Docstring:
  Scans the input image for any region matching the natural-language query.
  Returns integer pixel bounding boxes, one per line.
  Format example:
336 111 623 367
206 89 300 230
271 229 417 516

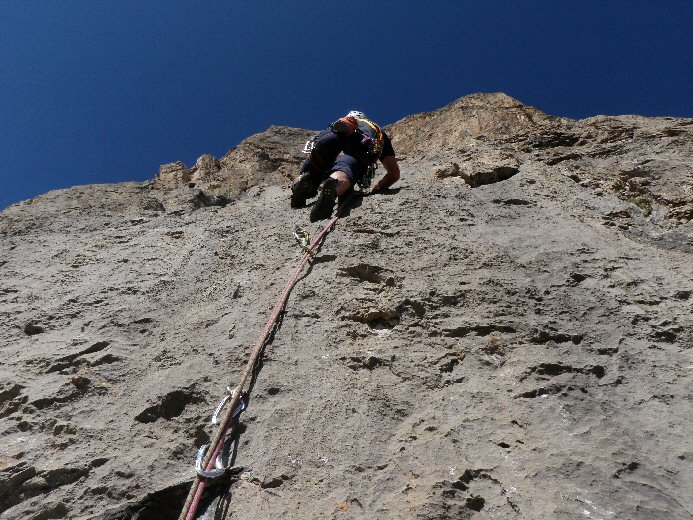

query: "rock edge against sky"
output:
1 93 691 519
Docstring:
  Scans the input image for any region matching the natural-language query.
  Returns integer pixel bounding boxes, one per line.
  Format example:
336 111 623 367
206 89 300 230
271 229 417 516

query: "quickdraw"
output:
302 135 318 155
292 226 314 256
194 393 246 479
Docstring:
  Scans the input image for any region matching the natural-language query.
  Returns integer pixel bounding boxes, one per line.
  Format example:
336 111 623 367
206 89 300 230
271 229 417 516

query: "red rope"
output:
179 201 349 520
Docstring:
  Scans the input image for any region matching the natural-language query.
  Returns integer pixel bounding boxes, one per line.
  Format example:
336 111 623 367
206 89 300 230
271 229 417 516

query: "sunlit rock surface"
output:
1 93 691 519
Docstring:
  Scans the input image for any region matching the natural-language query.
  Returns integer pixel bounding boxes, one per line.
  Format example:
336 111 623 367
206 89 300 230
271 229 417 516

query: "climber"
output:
291 110 400 222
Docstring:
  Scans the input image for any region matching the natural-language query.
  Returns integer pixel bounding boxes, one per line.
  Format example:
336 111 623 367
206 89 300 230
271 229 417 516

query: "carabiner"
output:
212 391 247 426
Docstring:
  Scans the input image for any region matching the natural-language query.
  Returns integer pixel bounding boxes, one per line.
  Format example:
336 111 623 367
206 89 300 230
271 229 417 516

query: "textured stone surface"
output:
0 93 691 519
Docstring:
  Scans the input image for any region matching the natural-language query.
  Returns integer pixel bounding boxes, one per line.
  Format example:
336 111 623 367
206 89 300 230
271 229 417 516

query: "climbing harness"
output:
355 117 384 160
304 133 377 191
178 198 352 520
303 116 381 192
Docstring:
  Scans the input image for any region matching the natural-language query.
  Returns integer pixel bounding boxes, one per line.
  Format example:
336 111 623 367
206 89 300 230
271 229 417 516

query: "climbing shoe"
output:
310 177 338 222
291 173 319 208
332 116 358 136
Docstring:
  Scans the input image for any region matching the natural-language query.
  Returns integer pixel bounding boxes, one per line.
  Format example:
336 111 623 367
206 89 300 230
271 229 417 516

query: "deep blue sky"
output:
1 2 691 210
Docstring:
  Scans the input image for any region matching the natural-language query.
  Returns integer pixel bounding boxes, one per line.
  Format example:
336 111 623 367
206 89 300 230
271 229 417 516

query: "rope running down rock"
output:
178 198 352 520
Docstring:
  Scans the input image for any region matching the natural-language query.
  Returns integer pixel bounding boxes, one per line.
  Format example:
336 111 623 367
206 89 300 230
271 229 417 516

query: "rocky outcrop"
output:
0 93 691 519
153 126 313 204
387 92 692 230
388 92 554 156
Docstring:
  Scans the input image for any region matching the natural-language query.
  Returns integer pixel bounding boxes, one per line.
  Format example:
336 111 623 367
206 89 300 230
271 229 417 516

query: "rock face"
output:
153 125 313 200
0 93 691 520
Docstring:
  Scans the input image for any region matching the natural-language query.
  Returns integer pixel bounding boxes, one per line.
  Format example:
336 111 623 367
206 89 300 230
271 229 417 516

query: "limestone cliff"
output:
1 93 691 519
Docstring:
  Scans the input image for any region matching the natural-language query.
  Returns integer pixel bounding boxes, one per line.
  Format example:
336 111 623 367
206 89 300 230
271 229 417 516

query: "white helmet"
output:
347 110 366 119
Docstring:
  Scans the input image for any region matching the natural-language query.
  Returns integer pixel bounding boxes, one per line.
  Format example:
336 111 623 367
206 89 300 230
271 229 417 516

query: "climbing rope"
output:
178 198 351 520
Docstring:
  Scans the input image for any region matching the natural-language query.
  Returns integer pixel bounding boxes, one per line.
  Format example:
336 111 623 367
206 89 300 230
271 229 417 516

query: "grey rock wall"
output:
0 93 691 519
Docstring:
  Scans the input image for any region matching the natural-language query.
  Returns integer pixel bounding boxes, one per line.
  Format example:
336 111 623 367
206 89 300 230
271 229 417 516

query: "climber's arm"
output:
372 155 400 193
